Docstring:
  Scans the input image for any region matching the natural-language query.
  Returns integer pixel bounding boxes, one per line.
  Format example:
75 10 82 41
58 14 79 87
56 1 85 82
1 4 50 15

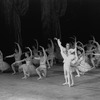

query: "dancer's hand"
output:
54 37 58 40
14 42 18 44
39 46 43 49
4 56 8 59
57 39 61 44
25 47 29 49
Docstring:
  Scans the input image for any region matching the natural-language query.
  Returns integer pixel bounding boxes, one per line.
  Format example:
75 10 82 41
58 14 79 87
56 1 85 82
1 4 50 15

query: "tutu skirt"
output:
77 60 92 72
0 61 10 72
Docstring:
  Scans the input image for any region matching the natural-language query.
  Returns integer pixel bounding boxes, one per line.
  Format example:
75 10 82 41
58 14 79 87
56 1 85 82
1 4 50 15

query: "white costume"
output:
19 59 36 79
77 56 92 73
0 59 10 72
0 51 10 72
56 38 76 87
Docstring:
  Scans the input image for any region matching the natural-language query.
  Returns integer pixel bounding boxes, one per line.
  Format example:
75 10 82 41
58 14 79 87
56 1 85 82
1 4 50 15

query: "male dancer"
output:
55 38 77 87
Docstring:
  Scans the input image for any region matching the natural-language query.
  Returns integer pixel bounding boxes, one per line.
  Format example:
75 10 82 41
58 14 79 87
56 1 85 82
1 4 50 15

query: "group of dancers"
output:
0 36 100 87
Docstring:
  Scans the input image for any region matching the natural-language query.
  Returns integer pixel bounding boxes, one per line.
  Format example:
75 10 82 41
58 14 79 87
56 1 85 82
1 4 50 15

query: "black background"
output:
0 0 100 56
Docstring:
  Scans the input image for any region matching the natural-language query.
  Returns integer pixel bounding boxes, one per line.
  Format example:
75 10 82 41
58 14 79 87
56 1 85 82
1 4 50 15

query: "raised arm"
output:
0 50 3 57
26 47 33 58
40 46 47 59
74 37 78 58
54 38 66 59
15 42 22 55
34 39 39 51
91 36 100 51
48 38 54 52
54 38 65 51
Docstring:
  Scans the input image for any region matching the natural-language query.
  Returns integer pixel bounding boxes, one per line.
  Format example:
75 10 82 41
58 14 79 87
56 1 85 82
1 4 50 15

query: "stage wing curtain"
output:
13 0 29 47
2 0 29 47
41 0 67 38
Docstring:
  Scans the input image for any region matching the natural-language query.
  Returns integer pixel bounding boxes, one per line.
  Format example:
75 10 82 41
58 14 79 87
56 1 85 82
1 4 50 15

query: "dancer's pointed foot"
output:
12 72 16 75
62 82 68 86
75 75 80 77
37 77 42 80
22 76 27 79
70 83 74 87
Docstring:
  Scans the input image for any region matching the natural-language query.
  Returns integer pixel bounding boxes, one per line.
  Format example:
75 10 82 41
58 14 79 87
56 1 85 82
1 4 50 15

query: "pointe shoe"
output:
37 77 42 80
12 72 16 75
22 76 27 79
62 82 68 85
42 73 46 77
70 83 74 87
75 75 80 77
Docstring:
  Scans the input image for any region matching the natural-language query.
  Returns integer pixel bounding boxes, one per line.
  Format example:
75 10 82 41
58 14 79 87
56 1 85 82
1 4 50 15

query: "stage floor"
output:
0 65 100 100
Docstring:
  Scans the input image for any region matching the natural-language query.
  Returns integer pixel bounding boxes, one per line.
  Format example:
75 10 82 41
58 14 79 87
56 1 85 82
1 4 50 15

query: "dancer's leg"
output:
50 58 53 67
67 72 71 87
62 69 68 85
75 69 80 77
36 67 42 80
11 63 16 75
42 68 47 77
70 72 74 86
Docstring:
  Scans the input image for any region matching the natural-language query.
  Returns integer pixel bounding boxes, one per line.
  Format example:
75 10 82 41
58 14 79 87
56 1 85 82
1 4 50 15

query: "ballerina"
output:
5 42 22 74
0 50 10 72
46 38 55 68
16 47 36 79
34 46 48 80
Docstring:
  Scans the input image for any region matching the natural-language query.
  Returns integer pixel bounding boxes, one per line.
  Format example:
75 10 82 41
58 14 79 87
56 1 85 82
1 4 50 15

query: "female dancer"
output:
46 38 55 68
0 50 10 72
16 47 36 79
34 46 48 80
5 42 22 74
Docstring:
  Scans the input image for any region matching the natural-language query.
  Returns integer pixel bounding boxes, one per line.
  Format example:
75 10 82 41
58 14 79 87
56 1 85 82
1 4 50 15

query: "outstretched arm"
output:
5 54 15 58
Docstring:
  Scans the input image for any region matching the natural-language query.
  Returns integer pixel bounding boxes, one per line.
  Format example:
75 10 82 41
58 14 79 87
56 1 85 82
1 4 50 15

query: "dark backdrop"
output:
0 0 100 56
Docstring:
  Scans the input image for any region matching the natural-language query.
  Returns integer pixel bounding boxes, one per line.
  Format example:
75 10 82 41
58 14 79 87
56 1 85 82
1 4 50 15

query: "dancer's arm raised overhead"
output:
40 46 47 60
0 50 3 57
34 39 39 51
15 58 26 64
54 38 65 50
48 38 54 52
54 38 66 59
15 42 22 56
26 47 33 58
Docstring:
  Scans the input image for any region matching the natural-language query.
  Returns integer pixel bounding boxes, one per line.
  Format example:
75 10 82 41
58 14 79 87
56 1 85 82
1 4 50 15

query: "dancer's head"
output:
39 51 43 57
47 44 51 48
25 52 29 58
66 43 70 50
15 49 18 53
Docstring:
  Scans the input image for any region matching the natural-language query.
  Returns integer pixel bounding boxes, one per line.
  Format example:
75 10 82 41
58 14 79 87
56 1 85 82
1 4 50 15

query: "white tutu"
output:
32 58 40 65
47 54 55 60
0 61 10 72
77 60 92 72
19 64 37 75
